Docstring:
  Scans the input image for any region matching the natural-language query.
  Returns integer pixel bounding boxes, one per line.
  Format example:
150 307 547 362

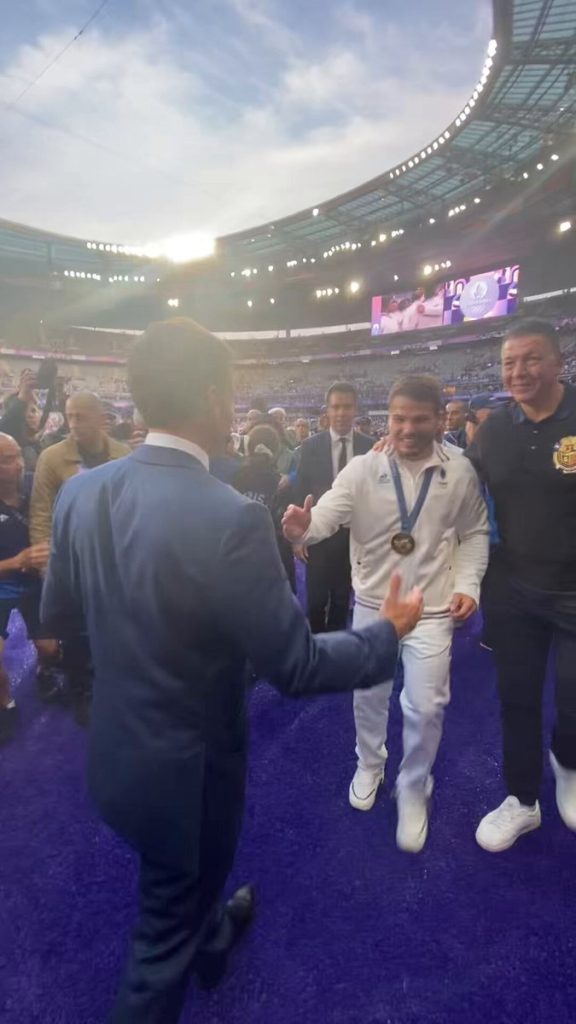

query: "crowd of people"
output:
1 315 576 1024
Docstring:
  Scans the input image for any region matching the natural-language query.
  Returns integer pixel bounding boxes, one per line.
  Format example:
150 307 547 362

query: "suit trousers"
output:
107 761 246 1024
485 566 576 806
352 604 453 794
306 529 352 633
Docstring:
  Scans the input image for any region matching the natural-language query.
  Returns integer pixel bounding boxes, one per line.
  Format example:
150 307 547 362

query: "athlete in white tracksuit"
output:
284 377 489 851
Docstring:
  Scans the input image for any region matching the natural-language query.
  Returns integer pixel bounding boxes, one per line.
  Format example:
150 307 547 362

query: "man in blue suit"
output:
41 319 423 1024
295 383 373 632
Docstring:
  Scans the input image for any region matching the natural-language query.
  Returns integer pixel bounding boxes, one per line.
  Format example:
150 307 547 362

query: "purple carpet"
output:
1 609 575 1024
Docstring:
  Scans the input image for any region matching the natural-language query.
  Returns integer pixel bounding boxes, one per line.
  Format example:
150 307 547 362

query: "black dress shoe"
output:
194 885 256 991
37 668 65 704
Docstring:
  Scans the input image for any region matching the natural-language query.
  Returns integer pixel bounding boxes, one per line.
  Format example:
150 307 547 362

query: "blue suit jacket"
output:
41 445 398 872
295 430 373 505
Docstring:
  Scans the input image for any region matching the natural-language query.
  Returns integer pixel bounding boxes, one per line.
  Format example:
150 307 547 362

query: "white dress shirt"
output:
303 442 488 614
330 428 354 479
145 431 209 471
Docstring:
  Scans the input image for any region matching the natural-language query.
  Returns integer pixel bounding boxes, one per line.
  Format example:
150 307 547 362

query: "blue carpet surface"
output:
1 611 575 1024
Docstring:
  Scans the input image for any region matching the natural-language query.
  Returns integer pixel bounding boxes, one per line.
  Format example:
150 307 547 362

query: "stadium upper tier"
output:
0 0 574 276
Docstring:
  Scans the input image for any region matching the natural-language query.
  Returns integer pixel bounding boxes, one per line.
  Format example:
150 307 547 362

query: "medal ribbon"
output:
389 459 435 536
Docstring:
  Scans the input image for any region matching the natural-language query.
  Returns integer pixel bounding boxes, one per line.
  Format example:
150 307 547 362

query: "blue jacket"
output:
41 445 398 872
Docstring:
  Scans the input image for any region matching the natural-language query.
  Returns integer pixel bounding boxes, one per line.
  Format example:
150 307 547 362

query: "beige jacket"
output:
30 435 130 544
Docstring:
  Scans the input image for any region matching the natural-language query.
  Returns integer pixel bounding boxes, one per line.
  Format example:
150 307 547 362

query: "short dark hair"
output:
504 318 562 358
325 382 358 404
128 318 231 429
388 374 444 413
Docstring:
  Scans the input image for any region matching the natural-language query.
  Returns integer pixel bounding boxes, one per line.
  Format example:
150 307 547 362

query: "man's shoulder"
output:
353 431 374 454
302 431 328 449
298 431 328 461
36 436 75 466
108 438 131 458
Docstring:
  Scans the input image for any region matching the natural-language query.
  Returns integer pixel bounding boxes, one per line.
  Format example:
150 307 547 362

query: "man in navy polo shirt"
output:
467 319 576 851
0 433 58 744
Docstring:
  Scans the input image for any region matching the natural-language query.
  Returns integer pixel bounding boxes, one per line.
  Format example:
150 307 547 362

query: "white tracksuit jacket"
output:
303 444 489 614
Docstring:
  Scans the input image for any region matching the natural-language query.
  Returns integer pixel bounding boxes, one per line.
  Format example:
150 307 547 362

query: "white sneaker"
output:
349 766 384 811
476 796 541 852
550 752 576 831
396 778 434 853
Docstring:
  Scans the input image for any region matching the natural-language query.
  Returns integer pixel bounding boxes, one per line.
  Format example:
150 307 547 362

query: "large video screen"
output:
371 285 444 337
370 265 520 337
442 265 519 325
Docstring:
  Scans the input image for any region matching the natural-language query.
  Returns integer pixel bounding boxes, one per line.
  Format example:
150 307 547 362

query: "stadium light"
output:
268 264 274 271
247 299 253 307
429 217 436 224
559 221 572 233
230 271 235 277
312 208 319 217
551 153 559 161
349 280 361 294
393 275 399 282
523 172 529 179
270 298 275 304
536 163 544 171
423 265 433 276
167 298 180 307
146 234 215 263
487 39 497 56
474 197 481 204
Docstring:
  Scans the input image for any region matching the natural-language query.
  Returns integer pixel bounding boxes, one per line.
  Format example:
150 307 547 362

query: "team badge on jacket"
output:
553 436 576 473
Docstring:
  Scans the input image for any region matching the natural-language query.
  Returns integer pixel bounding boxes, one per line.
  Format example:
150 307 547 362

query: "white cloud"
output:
0 3 490 243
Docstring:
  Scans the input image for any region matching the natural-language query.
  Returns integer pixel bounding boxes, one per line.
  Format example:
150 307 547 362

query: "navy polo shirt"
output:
466 385 576 591
0 475 34 599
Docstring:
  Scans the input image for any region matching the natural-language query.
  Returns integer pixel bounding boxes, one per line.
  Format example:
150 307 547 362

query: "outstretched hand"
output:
380 572 424 639
282 495 314 543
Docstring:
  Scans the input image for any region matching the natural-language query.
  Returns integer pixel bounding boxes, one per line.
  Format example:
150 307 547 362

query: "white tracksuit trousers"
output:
352 602 454 794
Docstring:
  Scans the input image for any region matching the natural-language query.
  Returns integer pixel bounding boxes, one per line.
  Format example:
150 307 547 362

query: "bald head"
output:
0 432 24 491
66 392 106 449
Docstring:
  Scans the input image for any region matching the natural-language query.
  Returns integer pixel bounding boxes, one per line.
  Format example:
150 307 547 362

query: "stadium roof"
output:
220 0 576 261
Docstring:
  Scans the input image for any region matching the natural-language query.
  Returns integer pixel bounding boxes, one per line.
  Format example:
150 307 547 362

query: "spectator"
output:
0 434 59 744
233 425 295 591
294 418 310 444
0 371 46 471
444 401 467 449
30 392 129 545
31 392 129 723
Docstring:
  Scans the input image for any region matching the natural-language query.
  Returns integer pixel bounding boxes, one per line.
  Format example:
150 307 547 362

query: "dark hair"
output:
246 424 280 460
388 374 444 413
504 318 562 358
128 318 231 428
325 382 358 404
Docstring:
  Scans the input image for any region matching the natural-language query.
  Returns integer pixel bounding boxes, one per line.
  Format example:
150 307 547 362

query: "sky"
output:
0 0 492 245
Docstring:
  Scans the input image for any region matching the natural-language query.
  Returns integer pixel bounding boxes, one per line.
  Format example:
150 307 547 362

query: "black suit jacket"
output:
295 430 373 506
41 444 398 874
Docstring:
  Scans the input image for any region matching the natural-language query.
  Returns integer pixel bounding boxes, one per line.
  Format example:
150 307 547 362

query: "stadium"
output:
0 0 575 420
2 1 576 1023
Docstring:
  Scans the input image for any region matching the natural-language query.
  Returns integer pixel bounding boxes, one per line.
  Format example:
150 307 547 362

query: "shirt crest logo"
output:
553 436 576 473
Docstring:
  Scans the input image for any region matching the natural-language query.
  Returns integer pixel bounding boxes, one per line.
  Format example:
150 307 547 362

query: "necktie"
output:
338 437 348 474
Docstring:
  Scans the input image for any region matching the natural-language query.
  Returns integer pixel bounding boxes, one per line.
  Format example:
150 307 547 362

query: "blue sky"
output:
0 0 492 244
